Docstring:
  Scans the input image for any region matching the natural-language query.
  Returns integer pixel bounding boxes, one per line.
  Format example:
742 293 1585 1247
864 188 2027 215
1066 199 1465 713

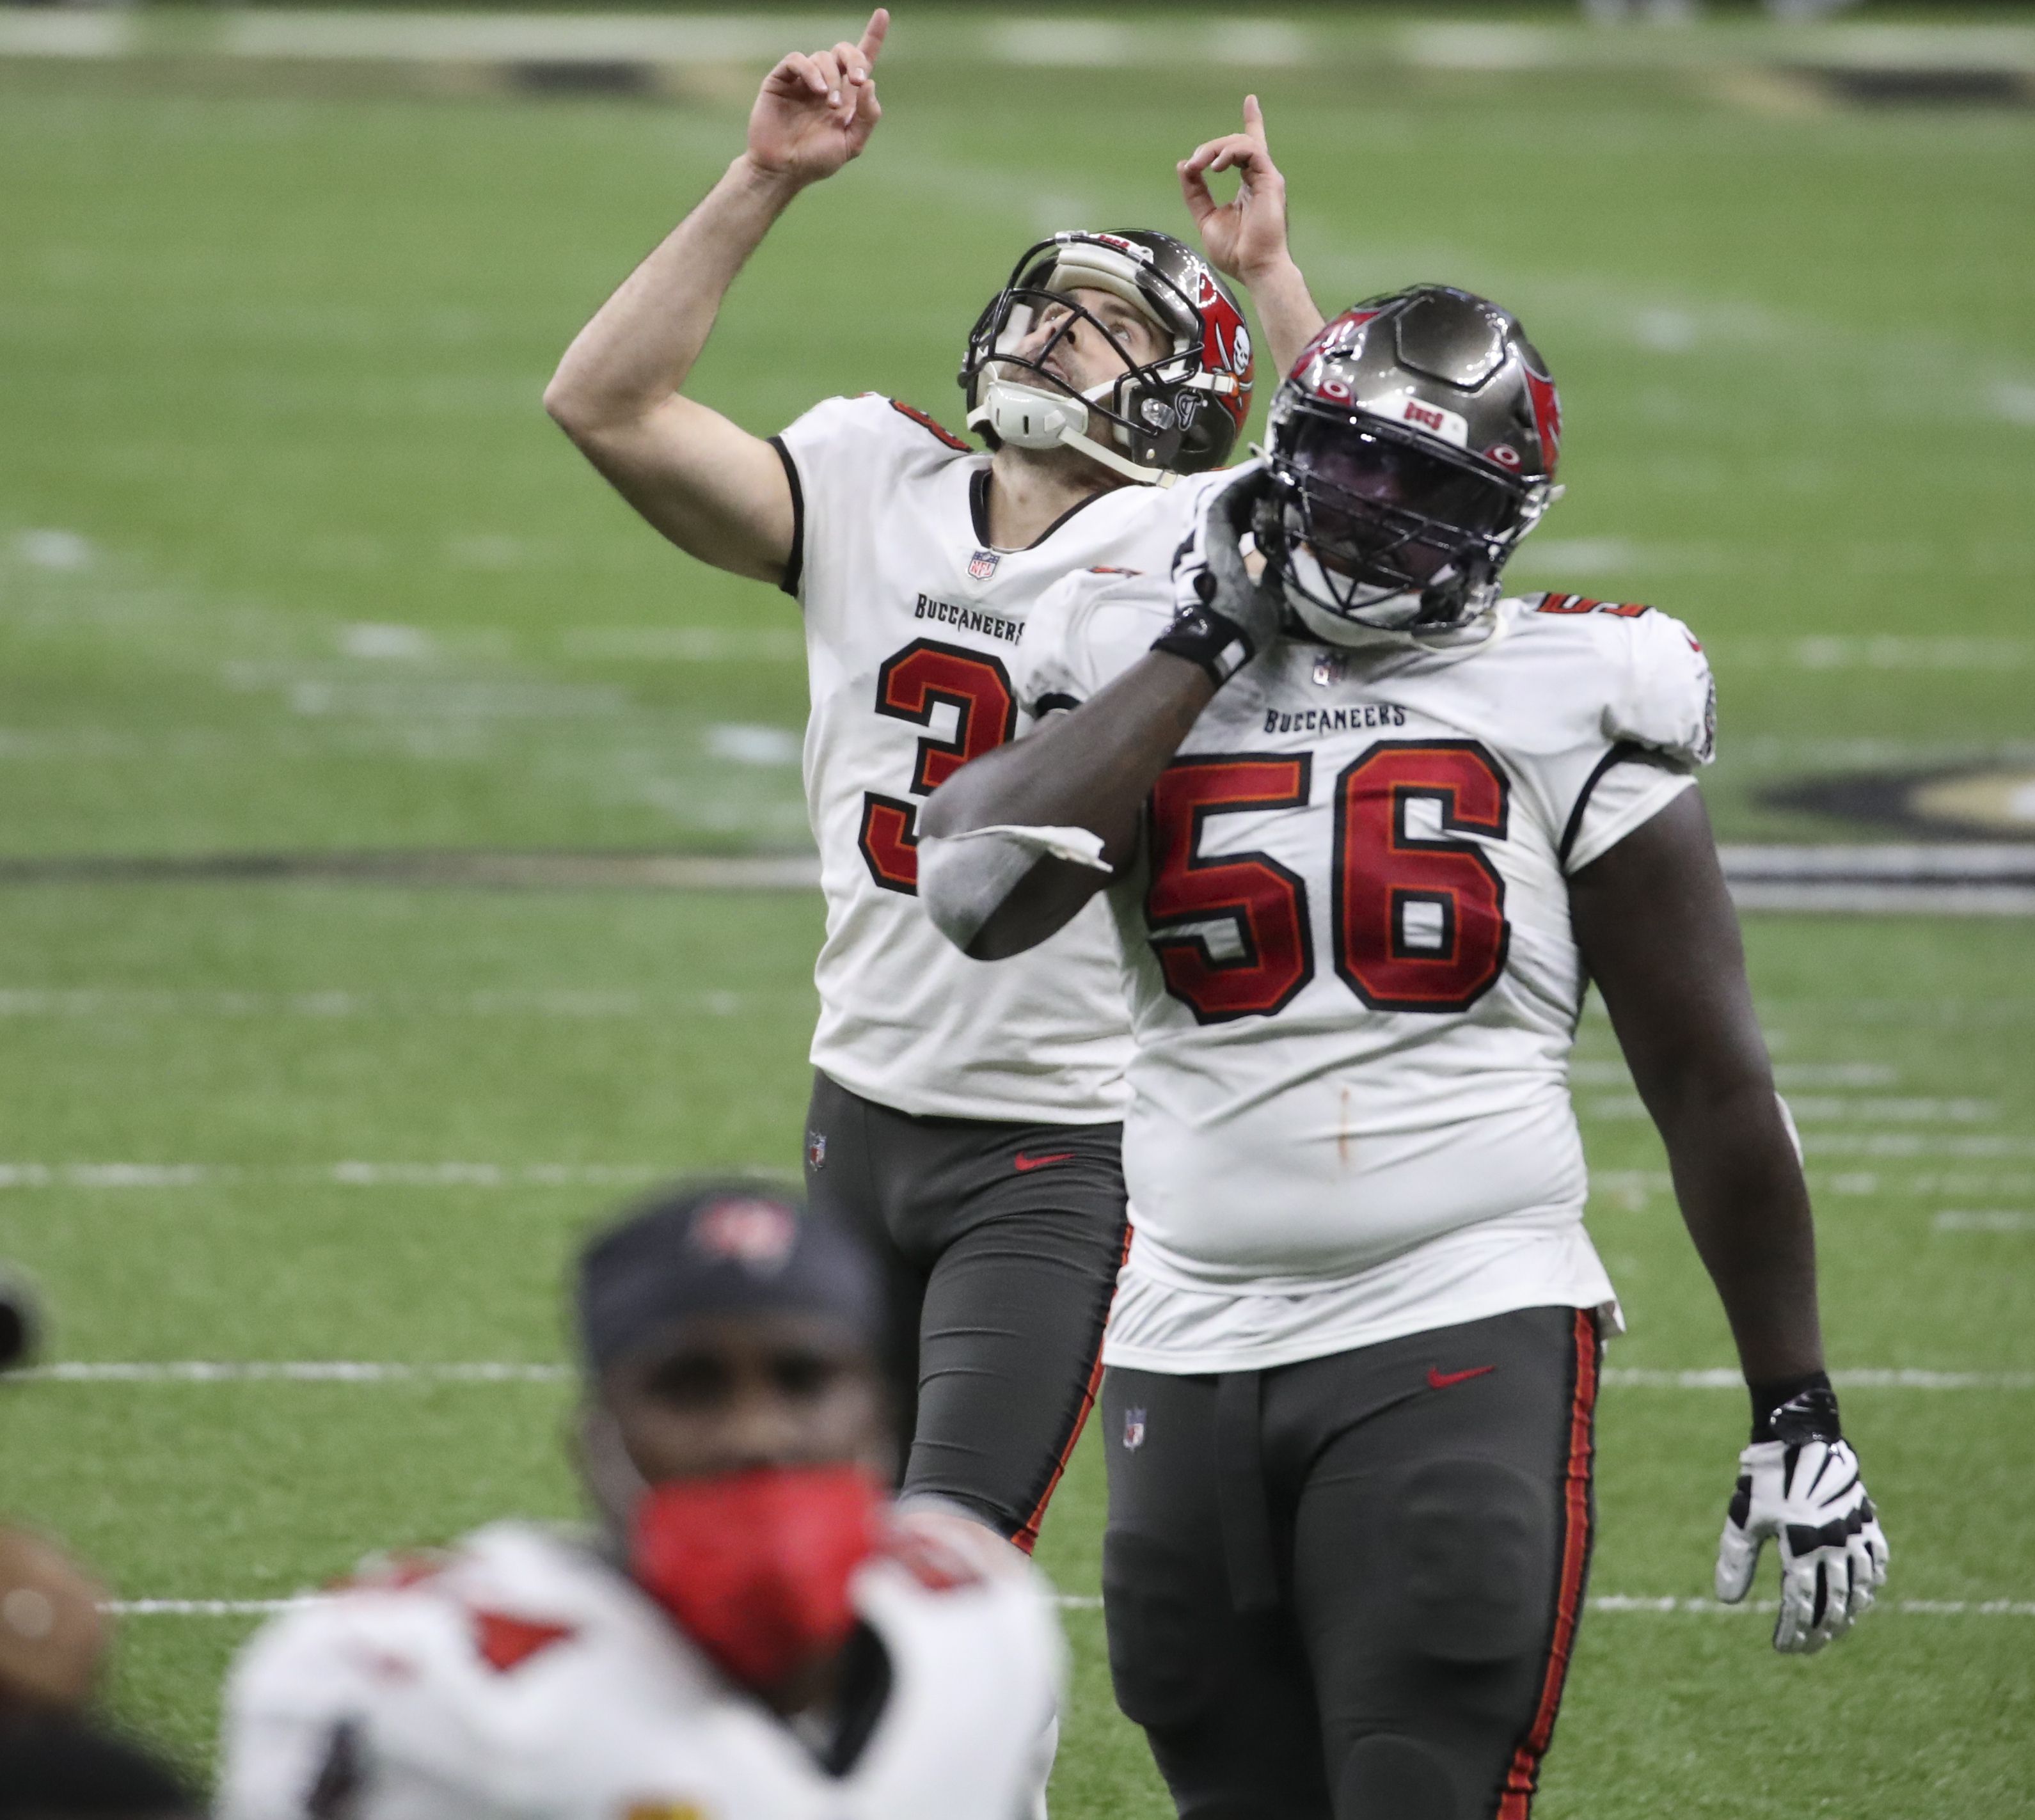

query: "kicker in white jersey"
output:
1013 571 1716 1373
219 1521 1063 1820
773 393 1226 1123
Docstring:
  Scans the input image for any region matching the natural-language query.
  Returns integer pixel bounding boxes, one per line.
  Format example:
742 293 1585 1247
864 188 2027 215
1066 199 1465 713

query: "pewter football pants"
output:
802 1070 1128 1549
1102 1306 1601 1820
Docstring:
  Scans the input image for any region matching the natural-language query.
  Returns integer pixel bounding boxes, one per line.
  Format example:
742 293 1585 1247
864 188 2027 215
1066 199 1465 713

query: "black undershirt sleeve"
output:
768 434 806 600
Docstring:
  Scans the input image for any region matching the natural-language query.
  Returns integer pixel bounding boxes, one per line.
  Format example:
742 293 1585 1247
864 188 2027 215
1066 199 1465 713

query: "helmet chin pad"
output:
977 377 1089 451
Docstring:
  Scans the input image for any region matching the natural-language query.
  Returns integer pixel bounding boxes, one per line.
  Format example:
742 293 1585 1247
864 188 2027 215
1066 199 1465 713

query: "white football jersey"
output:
774 393 1222 1123
219 1521 1063 1820
1017 578 1716 1373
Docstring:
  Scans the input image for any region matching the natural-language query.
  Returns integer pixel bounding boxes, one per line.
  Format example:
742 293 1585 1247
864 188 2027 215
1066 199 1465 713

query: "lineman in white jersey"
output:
919 292 1887 1819
543 6 1324 1551
220 1182 1063 1820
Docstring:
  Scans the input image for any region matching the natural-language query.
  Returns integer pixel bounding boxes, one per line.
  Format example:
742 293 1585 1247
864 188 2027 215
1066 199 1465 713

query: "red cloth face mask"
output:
630 1464 885 1693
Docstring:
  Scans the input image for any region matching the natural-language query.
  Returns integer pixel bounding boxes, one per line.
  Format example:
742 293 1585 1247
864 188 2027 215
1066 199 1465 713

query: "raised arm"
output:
542 10 889 584
1180 97 1324 379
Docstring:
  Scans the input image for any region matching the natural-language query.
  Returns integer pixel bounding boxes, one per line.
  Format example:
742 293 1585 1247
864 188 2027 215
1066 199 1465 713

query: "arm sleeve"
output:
1562 609 1716 875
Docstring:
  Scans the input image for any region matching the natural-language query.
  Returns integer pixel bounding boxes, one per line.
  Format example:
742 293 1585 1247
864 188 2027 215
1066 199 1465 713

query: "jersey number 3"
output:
1146 741 1510 1023
859 640 1018 894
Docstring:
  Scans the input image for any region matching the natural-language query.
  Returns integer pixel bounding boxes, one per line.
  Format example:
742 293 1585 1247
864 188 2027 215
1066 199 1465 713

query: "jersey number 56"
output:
1145 741 1511 1023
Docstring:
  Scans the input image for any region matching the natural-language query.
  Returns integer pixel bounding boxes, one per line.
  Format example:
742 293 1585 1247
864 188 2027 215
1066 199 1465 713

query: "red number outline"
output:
1144 755 1315 1024
1331 740 1510 1013
857 640 1017 896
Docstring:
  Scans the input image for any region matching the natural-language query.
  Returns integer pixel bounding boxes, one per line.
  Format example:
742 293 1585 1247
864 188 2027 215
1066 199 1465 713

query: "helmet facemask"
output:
1263 403 1549 635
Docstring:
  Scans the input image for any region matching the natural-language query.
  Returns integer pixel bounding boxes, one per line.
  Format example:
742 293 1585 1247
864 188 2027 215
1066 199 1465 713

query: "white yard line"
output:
0 1162 798 1189
21 1362 569 1384
1604 1368 2035 1389
99 1592 2035 1618
1935 1210 2035 1233
20 1363 2029 1388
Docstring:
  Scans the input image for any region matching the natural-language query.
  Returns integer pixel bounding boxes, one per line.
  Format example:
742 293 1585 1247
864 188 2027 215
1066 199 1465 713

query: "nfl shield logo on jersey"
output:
1123 1407 1146 1451
968 548 1000 581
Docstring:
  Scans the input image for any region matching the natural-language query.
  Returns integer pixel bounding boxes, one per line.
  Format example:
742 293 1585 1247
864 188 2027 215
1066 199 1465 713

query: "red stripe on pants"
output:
1496 1308 1599 1819
1012 1224 1132 1554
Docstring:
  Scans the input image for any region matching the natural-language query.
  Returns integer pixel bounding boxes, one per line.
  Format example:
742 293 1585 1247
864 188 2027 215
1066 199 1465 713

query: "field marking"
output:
0 1162 676 1189
559 626 804 663
5 12 2032 74
1596 1169 2035 1207
21 1363 2030 1389
100 1593 2035 1619
1935 1210 2034 1233
1804 1136 2035 1159
1588 1094 1995 1124
1604 1368 2035 1389
0 988 785 1018
21 1362 569 1384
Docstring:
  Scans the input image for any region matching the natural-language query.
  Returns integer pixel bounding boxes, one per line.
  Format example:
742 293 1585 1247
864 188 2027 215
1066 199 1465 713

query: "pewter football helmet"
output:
1260 287 1562 635
960 231 1255 485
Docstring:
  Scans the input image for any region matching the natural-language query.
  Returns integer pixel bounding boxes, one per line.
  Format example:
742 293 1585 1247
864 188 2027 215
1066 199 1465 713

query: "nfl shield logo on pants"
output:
968 548 1000 581
1123 1408 1146 1451
805 1131 827 1171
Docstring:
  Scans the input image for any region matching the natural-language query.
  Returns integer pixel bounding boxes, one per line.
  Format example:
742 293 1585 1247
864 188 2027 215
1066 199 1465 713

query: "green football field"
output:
1 8 2032 1814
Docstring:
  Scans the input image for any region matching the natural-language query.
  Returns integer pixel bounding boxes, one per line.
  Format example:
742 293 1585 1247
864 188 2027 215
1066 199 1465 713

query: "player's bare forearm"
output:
920 653 1216 957
546 157 802 441
1245 257 1325 381
542 159 805 580
544 13 887 582
1569 787 1826 1385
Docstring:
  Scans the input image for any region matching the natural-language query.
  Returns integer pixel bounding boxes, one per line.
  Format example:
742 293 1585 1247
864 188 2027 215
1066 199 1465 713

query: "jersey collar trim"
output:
969 466 1121 555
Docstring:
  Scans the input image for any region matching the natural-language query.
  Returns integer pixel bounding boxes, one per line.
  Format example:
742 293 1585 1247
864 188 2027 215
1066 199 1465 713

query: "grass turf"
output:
1 12 2032 1815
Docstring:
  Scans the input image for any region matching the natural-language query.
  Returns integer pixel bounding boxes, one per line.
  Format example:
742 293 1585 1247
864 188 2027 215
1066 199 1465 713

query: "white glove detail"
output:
1714 1436 1889 1654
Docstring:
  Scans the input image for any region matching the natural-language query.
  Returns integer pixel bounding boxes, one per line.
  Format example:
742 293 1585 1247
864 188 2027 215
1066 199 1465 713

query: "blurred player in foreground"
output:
919 292 1887 1818
219 1182 1061 1820
0 1525 200 1819
544 5 1318 1562
0 1269 40 1373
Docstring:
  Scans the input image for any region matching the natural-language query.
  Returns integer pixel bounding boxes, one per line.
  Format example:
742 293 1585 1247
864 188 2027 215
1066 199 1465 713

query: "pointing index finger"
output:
1244 93 1268 145
859 7 891 67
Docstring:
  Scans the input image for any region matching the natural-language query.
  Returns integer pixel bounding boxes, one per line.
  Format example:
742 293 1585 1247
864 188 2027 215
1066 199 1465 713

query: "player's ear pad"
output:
1336 1732 1460 1820
1391 1456 1555 1665
1100 1530 1220 1729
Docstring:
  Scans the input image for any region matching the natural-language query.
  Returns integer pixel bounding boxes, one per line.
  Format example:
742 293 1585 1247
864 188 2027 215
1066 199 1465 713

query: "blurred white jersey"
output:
220 1521 1063 1820
1018 580 1716 1372
774 394 1221 1122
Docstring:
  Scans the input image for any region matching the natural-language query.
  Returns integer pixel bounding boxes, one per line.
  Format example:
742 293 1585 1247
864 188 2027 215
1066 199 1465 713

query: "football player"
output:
916 291 1889 1819
542 6 1323 1560
218 1182 1063 1820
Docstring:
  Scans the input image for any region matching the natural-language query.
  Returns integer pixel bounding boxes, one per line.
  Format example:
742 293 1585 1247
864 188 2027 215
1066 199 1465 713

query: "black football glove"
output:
1151 462 1285 686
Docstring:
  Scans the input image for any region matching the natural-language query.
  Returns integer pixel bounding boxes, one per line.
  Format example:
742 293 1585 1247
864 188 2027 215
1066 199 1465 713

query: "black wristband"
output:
1748 1370 1841 1444
1151 598 1254 688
